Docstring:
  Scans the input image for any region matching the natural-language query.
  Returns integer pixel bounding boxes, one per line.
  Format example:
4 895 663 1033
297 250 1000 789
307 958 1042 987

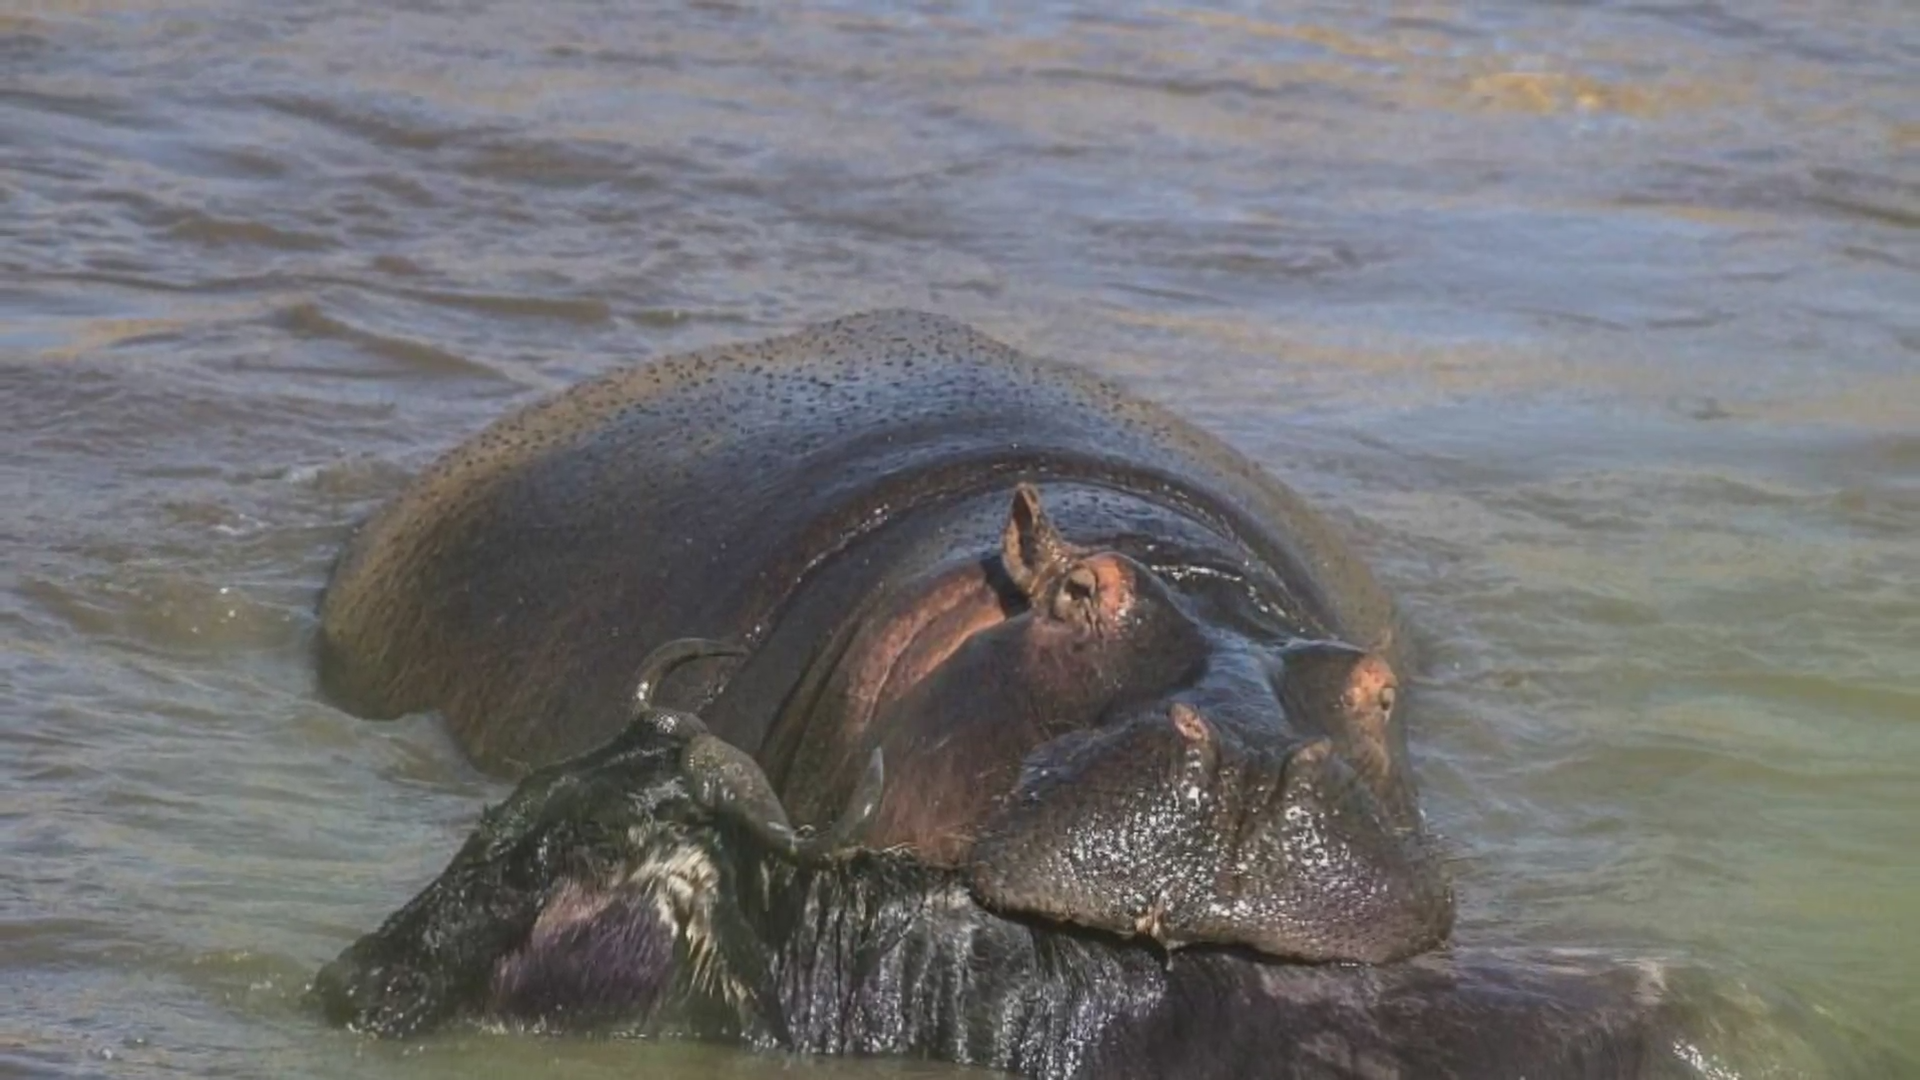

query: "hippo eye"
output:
1378 685 1396 716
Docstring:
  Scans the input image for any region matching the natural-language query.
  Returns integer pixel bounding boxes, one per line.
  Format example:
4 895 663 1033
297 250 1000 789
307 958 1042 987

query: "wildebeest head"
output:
308 640 854 1039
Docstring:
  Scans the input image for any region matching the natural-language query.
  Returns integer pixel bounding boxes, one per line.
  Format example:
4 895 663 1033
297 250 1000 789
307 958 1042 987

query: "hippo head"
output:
824 484 1453 964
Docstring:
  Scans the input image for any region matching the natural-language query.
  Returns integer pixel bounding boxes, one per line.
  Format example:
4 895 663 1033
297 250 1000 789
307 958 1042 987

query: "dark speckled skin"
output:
317 310 1450 962
319 309 1397 773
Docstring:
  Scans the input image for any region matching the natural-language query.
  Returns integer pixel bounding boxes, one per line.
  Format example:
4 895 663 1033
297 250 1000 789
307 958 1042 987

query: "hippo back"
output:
317 310 1397 773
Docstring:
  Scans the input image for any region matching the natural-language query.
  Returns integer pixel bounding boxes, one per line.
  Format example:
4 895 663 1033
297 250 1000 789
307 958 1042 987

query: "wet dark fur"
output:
313 715 1714 1079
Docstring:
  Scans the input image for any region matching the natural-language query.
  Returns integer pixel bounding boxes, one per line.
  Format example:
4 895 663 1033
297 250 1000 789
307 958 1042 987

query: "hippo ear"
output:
682 735 799 855
1001 483 1074 598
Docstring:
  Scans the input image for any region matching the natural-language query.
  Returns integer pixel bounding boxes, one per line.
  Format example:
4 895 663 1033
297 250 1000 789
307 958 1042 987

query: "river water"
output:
4 0 1915 1076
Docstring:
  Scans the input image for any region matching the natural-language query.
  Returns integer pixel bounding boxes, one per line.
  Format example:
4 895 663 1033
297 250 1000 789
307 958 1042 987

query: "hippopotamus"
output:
309 658 1819 1079
315 310 1451 963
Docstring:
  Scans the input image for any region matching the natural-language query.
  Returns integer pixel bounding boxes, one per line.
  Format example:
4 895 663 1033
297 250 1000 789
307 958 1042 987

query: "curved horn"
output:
633 637 748 712
795 748 885 863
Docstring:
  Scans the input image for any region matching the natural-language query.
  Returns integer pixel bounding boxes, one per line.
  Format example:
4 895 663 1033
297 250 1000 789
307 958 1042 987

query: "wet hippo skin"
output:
316 310 1451 962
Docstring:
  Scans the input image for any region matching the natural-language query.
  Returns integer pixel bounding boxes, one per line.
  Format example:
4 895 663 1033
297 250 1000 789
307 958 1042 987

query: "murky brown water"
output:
5 0 1916 1076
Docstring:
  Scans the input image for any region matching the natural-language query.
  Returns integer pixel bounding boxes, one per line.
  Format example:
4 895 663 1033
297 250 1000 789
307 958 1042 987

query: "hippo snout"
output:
968 703 1455 964
1209 736 1455 963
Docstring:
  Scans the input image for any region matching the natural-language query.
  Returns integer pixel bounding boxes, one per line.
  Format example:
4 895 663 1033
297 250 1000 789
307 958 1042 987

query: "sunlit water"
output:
4 1 1915 1076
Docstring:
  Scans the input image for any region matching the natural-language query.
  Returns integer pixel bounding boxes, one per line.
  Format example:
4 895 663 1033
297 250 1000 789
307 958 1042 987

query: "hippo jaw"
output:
967 703 1456 964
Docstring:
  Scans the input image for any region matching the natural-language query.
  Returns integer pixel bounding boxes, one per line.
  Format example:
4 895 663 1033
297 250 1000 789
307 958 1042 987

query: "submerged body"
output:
317 310 1449 961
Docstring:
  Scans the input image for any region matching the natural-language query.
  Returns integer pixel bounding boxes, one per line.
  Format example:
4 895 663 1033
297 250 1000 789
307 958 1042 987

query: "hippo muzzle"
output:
969 700 1456 964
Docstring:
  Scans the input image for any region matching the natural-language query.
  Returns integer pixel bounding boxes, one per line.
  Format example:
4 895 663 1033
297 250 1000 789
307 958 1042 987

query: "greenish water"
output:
4 0 1915 1076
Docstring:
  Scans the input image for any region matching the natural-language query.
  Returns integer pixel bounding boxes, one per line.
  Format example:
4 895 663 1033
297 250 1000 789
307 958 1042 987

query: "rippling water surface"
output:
5 0 1916 1076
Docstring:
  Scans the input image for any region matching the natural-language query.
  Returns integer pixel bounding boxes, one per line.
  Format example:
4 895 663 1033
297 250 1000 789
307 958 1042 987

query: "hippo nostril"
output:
1168 703 1210 746
1286 737 1334 777
1167 704 1220 795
